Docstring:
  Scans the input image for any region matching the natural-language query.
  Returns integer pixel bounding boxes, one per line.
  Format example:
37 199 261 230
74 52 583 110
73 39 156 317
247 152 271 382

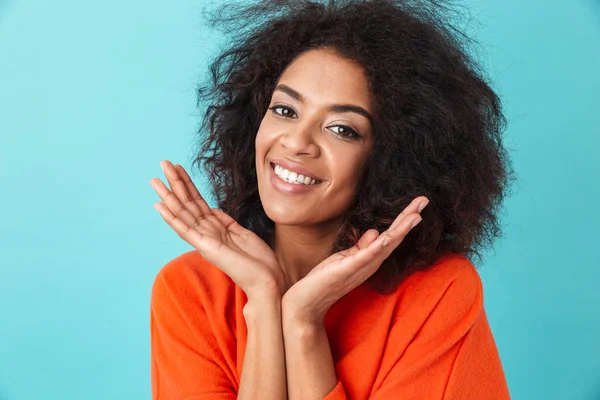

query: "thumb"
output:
211 208 247 235
357 229 380 249
339 229 379 257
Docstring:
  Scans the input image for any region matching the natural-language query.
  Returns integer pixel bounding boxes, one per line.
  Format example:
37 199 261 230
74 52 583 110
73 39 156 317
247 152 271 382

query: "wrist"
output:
282 316 327 354
282 305 324 334
243 296 282 322
282 297 325 327
246 278 285 305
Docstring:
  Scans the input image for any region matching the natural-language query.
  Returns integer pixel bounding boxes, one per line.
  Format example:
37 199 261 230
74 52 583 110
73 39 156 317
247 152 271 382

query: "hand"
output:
281 196 429 324
150 160 286 302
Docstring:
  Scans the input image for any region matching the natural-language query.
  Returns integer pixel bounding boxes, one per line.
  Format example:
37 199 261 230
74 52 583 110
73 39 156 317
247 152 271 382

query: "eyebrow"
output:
274 84 374 125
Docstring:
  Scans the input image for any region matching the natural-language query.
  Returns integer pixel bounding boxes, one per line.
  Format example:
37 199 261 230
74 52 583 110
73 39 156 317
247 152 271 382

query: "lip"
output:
269 158 323 181
268 162 323 195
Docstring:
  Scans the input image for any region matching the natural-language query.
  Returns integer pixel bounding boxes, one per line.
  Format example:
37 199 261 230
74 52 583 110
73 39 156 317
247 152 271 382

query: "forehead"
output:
275 48 374 113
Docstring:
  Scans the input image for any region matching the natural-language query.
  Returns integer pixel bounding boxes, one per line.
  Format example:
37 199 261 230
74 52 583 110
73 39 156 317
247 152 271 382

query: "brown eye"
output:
329 125 361 140
269 105 361 140
269 105 296 118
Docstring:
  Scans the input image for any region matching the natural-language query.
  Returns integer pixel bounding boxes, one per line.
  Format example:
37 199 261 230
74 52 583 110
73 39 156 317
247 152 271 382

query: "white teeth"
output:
273 164 320 185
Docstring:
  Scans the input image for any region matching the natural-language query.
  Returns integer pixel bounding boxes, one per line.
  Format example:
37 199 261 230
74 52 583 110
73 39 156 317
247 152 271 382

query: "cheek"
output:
333 176 360 204
332 152 365 184
254 125 270 162
255 118 277 148
327 157 364 203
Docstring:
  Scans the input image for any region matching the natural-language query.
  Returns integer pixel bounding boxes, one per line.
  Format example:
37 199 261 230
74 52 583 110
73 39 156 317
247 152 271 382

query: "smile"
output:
272 162 321 185
269 162 323 195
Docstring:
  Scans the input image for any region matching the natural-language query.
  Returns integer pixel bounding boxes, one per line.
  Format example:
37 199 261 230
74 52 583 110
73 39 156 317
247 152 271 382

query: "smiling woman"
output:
148 0 516 399
255 48 378 283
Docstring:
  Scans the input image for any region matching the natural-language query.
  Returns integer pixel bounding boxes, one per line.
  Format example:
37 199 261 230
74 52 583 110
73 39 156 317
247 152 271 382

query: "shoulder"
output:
391 252 484 331
402 252 483 300
150 250 236 315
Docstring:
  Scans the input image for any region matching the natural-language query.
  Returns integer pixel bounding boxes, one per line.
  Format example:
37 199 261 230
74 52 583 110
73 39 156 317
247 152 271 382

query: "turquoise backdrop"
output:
0 0 598 399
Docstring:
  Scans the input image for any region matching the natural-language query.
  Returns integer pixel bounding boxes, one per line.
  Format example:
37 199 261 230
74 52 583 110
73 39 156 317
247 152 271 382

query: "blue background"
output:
0 0 598 399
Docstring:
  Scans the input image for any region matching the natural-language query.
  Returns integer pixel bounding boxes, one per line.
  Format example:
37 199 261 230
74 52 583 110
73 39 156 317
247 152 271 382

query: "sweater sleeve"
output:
371 265 510 400
366 310 510 399
324 263 510 400
150 266 237 400
322 380 348 399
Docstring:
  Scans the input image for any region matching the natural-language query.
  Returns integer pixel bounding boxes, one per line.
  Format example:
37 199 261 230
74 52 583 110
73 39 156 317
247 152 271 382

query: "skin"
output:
256 47 377 290
149 47 429 399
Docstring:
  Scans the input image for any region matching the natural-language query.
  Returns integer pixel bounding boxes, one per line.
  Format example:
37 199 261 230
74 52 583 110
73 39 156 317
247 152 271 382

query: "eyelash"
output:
268 105 361 140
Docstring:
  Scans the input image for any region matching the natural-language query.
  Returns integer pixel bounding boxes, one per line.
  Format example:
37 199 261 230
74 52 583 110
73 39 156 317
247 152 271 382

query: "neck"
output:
270 220 342 290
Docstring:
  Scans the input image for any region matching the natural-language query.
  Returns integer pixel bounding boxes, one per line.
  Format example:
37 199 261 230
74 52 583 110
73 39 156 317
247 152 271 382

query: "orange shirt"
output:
150 250 510 399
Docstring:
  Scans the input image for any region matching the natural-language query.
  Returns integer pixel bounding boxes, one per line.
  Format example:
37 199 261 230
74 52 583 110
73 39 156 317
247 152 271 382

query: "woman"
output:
149 0 515 399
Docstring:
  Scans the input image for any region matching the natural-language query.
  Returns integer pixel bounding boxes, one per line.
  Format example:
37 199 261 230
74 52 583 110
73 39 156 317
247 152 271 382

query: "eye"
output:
269 105 297 118
328 125 361 140
268 105 362 140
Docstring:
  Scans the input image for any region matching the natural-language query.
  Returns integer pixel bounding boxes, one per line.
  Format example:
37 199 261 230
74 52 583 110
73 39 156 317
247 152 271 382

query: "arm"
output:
238 298 287 400
149 161 290 399
277 197 429 400
440 307 511 399
151 269 238 400
280 262 510 400
151 267 288 400
364 266 509 399
281 312 342 400
368 306 510 399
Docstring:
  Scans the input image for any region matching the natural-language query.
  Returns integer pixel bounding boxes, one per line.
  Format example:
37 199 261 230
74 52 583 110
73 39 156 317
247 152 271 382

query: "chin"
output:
263 207 309 226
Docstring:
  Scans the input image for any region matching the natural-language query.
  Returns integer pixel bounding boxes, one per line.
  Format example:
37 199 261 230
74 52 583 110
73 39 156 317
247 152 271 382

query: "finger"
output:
149 177 200 228
160 161 204 219
327 217 422 290
356 229 379 249
153 202 243 278
337 229 379 257
389 196 428 231
153 202 207 248
332 222 414 278
330 236 390 278
373 214 422 251
173 164 214 217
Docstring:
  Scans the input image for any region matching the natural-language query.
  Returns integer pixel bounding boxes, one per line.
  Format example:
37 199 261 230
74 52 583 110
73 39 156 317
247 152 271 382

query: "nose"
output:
279 123 320 157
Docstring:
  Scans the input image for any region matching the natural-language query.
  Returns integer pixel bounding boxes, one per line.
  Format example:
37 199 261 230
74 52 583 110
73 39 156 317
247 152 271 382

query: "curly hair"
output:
191 0 517 295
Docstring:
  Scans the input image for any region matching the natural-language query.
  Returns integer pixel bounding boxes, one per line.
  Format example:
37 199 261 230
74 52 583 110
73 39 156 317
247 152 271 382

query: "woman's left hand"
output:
281 196 429 325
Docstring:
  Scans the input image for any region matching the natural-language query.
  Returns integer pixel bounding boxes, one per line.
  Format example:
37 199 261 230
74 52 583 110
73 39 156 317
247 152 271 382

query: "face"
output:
255 47 375 228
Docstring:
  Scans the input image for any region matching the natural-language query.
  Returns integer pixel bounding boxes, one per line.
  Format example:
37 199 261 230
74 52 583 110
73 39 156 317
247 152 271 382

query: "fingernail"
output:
160 162 165 172
418 199 429 213
382 237 391 247
411 216 422 229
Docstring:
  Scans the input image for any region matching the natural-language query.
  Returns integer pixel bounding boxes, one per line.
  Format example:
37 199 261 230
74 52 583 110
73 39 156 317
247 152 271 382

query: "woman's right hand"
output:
149 160 286 302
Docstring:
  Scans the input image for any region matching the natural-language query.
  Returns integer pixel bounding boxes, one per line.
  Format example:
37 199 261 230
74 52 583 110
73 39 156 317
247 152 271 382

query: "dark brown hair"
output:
192 0 517 294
